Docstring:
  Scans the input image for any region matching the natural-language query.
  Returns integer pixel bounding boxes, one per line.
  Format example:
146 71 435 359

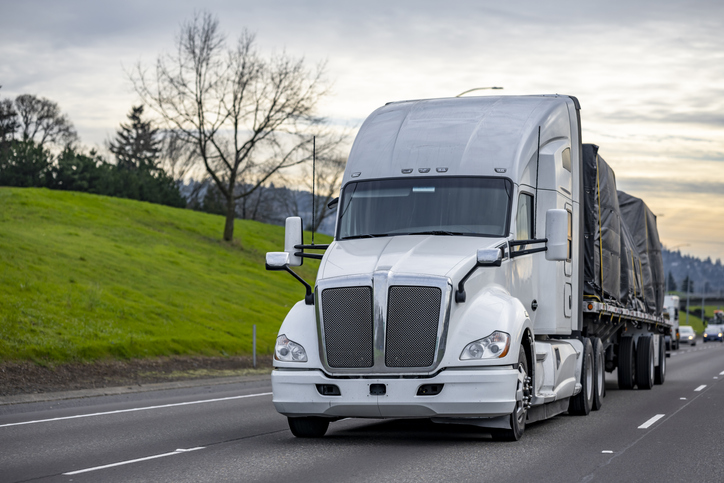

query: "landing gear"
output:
492 345 531 441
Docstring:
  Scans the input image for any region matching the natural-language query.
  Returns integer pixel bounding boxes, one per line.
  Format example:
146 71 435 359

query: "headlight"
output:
704 333 708 337
460 331 511 360
275 334 308 362
688 335 694 340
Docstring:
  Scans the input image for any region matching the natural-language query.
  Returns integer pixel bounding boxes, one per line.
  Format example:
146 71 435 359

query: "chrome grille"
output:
385 286 442 367
321 286 374 368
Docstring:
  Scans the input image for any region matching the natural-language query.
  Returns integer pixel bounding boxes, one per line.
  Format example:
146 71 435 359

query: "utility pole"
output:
685 269 691 325
702 283 707 326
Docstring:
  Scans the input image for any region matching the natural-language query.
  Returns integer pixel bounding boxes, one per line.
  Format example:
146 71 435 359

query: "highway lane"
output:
2 342 724 483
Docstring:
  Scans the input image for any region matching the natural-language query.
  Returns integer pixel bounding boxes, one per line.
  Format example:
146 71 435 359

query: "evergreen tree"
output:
682 275 694 293
667 272 677 292
108 106 162 171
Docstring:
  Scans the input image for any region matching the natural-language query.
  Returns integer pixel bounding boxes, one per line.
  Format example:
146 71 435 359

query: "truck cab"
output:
266 95 668 440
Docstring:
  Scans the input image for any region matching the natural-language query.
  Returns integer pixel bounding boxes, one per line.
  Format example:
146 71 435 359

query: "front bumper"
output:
272 367 518 419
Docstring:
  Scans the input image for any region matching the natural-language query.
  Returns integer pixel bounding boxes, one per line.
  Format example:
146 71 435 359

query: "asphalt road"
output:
2 340 724 483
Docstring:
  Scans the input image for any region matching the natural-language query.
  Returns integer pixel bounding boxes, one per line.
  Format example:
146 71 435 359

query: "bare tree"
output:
0 98 18 144
277 154 346 233
131 11 337 242
14 94 78 148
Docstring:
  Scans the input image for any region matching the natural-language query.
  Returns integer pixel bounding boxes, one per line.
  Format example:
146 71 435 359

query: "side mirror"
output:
545 209 568 261
327 197 339 209
477 248 502 267
266 252 290 269
284 216 303 267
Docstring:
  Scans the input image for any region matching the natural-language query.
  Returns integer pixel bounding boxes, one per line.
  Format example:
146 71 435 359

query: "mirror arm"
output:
265 263 315 305
510 246 548 258
293 243 329 261
509 238 548 258
455 264 479 303
455 255 503 303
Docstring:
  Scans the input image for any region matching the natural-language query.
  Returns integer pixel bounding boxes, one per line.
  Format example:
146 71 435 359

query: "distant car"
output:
679 326 696 346
703 325 724 343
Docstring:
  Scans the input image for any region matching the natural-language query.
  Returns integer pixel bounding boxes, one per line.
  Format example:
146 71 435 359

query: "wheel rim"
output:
515 363 531 426
586 353 593 401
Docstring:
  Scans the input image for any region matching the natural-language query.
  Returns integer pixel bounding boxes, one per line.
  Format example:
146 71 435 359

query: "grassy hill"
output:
0 187 329 364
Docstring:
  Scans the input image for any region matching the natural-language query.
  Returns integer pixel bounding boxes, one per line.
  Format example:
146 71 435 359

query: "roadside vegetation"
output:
0 187 328 364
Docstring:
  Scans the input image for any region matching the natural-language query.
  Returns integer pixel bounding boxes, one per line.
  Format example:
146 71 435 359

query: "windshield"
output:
337 177 513 240
680 326 694 334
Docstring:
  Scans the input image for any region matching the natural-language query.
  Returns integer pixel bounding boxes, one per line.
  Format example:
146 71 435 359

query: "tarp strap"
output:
631 250 637 297
639 258 646 307
596 154 604 301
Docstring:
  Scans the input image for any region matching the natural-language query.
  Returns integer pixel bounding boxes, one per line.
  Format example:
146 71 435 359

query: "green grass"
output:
679 305 724 334
0 187 329 364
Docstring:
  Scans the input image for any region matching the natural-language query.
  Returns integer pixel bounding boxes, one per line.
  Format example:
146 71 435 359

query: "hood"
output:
318 235 506 282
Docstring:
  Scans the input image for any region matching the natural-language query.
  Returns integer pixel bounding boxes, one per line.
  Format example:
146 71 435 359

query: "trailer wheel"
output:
636 335 655 390
592 338 605 410
491 345 530 441
288 417 330 438
655 335 666 385
617 337 636 389
569 338 593 415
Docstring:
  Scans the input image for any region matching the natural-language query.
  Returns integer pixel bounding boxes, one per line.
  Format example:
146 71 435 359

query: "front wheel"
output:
491 345 530 441
288 417 330 438
569 338 594 415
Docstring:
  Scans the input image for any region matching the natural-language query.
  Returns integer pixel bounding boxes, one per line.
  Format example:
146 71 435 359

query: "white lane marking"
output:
63 447 204 475
638 414 665 429
715 377 719 379
601 450 613 454
0 392 272 428
680 397 687 400
695 385 707 392
719 371 724 376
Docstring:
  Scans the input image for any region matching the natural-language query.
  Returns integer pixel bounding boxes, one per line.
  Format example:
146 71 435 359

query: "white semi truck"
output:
664 295 680 350
266 95 671 440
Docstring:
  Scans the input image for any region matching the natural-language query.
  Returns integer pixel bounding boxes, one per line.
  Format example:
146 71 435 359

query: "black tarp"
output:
619 220 647 311
617 191 665 316
582 144 621 301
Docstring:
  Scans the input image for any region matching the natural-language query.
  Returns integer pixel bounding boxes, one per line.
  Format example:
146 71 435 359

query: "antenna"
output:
312 136 316 245
534 126 541 238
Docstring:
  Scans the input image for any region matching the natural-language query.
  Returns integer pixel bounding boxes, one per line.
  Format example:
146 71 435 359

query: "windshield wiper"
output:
340 233 392 240
407 230 463 236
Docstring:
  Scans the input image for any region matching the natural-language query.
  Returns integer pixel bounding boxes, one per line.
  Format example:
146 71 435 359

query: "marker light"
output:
275 334 308 362
460 331 511 360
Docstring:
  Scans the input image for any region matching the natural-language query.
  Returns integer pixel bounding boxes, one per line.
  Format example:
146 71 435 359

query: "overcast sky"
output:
1 0 723 261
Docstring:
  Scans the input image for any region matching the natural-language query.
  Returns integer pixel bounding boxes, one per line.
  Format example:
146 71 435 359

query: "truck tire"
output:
636 335 655 390
288 417 330 438
591 337 605 410
617 337 636 390
655 335 666 385
569 338 593 415
491 345 530 441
